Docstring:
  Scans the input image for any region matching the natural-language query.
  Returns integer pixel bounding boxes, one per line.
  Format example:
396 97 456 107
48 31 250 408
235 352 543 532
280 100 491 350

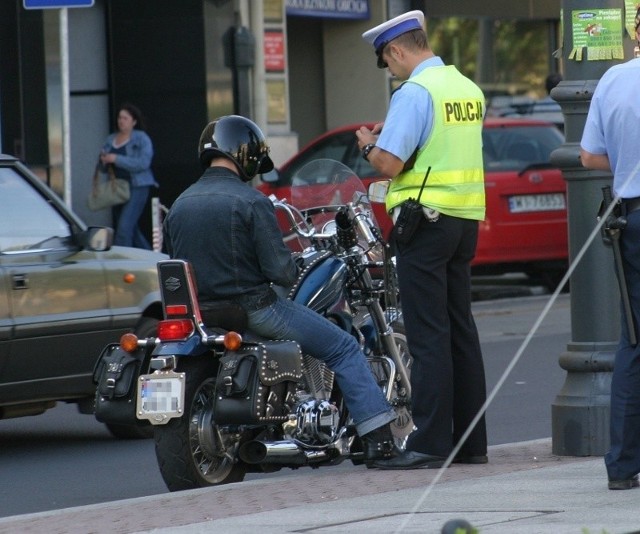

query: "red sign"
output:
264 31 285 72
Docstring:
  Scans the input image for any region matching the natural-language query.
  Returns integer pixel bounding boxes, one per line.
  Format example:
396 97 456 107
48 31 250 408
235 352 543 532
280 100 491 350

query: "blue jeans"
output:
247 297 396 436
112 186 151 249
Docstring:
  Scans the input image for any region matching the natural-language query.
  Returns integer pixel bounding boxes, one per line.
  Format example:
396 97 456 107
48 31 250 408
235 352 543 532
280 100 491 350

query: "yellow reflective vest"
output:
385 65 486 221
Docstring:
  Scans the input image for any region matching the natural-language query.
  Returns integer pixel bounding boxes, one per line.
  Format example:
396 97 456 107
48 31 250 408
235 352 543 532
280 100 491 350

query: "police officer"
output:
580 8 640 491
356 11 488 469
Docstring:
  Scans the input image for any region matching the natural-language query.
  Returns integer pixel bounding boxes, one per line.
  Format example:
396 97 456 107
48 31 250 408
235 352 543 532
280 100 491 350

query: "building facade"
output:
0 0 560 236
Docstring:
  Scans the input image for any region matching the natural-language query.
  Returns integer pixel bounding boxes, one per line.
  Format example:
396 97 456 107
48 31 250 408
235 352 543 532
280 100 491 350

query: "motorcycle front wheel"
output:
154 356 246 491
388 319 413 448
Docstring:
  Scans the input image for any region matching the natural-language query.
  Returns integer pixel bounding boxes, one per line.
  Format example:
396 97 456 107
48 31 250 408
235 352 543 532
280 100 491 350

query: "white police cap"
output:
362 10 425 54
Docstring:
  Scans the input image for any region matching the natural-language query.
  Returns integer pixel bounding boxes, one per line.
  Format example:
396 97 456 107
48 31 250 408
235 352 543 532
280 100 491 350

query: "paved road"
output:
0 293 570 519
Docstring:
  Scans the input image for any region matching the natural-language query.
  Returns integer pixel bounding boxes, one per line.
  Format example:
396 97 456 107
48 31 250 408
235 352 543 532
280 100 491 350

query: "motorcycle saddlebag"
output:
93 343 154 425
213 340 303 425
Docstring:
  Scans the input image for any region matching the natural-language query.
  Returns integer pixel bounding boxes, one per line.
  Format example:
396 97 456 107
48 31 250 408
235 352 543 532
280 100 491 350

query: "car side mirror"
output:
84 227 114 251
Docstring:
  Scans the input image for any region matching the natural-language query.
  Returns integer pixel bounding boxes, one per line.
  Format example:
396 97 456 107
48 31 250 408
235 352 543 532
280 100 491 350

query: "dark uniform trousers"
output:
606 208 640 481
397 213 488 457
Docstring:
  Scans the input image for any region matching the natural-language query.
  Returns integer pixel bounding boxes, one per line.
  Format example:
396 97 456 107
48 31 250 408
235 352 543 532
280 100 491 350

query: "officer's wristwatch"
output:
361 143 376 161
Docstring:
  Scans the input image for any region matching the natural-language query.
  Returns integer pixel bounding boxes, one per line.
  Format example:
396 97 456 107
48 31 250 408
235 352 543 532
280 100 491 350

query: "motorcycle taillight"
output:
157 319 195 340
165 304 188 316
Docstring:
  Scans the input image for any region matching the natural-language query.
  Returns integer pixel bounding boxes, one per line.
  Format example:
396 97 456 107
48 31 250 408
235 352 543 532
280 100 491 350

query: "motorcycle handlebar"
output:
269 195 316 239
268 195 381 247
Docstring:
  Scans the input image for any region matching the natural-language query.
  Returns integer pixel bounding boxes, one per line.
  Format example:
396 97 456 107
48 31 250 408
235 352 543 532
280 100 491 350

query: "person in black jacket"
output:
163 115 398 462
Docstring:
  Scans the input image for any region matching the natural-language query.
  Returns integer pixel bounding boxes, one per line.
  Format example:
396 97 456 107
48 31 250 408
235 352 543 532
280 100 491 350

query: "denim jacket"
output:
101 129 158 188
163 168 298 306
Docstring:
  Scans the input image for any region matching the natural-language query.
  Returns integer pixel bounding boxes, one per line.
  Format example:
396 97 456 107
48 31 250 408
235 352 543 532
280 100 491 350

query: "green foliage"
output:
426 17 555 97
427 18 478 76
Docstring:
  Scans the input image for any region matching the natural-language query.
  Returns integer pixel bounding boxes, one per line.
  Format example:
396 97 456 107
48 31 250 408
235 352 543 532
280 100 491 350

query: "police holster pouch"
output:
93 343 154 425
393 167 431 246
213 340 303 425
394 199 424 245
597 186 623 247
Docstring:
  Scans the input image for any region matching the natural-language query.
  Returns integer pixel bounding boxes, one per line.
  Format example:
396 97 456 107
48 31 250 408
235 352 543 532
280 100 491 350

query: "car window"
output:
281 131 379 184
281 132 353 185
344 143 379 180
0 168 72 253
483 125 564 172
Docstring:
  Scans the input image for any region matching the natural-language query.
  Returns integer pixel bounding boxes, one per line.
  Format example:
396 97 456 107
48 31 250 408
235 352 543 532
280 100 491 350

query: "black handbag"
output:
93 343 154 425
214 340 303 425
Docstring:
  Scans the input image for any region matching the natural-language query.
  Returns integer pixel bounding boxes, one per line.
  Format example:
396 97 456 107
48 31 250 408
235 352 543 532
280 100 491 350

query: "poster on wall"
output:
569 8 624 61
624 0 639 39
267 79 288 124
265 0 283 22
265 31 285 72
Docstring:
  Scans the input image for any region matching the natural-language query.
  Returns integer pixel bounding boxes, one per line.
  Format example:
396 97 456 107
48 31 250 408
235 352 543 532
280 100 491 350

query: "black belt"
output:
621 197 640 215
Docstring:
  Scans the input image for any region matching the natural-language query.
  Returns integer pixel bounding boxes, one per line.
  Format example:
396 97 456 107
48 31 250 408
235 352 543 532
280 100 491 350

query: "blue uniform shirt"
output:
581 58 640 198
376 56 445 162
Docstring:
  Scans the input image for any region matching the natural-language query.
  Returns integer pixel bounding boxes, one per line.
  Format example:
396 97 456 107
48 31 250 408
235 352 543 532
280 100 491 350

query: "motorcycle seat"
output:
200 301 248 333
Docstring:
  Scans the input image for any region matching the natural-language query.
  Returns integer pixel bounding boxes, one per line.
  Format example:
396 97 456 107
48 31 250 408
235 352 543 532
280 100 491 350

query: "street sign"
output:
23 0 94 8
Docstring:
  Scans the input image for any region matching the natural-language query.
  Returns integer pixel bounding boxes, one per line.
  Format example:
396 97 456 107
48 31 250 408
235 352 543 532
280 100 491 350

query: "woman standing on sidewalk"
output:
99 102 158 249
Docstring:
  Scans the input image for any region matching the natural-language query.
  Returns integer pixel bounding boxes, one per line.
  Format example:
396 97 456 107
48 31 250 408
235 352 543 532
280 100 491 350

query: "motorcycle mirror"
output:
368 180 390 203
260 169 281 183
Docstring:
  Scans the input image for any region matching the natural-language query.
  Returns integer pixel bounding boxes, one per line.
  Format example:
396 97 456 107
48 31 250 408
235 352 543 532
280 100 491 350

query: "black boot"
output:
362 423 396 463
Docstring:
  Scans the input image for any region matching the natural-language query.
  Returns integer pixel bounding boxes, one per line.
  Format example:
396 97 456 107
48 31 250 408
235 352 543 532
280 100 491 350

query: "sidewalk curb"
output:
0 438 596 534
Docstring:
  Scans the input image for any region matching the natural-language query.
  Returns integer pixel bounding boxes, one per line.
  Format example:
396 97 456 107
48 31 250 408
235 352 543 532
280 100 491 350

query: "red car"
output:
258 118 567 289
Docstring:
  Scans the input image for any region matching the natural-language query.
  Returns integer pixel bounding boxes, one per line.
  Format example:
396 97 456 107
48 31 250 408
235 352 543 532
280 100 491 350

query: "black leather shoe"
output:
362 424 396 462
452 454 488 464
608 474 639 490
372 450 446 470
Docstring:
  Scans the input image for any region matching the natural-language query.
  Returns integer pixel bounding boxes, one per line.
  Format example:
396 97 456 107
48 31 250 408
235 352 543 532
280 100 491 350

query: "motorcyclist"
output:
163 115 398 462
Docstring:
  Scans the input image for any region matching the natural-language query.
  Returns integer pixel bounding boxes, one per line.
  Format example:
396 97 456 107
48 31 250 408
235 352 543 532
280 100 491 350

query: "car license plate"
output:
508 193 565 213
136 371 185 425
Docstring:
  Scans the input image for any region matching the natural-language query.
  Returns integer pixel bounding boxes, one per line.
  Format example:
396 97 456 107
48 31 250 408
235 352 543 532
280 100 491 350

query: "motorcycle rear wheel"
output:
154 356 246 491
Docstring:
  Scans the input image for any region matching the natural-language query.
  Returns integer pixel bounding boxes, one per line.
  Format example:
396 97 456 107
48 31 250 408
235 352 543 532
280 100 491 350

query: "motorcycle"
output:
93 159 413 491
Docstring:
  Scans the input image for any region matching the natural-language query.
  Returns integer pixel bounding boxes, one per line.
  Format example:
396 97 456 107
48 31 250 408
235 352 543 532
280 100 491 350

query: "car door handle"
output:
12 274 28 290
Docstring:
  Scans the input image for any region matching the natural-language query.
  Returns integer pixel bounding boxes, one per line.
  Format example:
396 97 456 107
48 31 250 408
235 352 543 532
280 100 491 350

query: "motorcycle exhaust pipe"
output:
238 440 328 465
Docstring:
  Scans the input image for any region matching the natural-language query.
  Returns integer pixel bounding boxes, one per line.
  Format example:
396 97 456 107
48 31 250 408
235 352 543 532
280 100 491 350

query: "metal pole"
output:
551 0 634 456
60 7 72 206
249 0 268 132
476 17 494 86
